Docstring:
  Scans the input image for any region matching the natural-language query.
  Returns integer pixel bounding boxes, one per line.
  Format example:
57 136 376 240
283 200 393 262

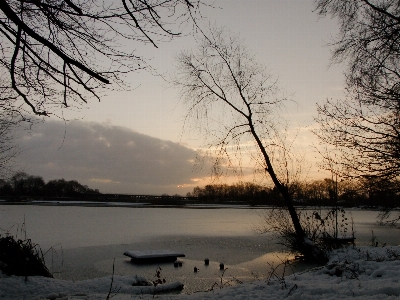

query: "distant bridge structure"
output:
0 193 251 206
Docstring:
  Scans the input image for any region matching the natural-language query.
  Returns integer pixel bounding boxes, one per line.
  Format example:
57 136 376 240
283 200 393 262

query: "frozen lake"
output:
1 205 399 293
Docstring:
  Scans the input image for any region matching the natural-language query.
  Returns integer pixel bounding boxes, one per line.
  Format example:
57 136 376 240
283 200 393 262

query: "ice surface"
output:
2 246 400 299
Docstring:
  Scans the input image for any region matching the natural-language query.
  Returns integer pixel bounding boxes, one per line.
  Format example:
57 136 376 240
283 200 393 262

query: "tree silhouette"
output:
0 0 199 119
314 0 400 180
174 28 325 261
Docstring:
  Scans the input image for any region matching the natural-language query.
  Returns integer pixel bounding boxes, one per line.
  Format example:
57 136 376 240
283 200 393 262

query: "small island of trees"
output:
0 172 99 200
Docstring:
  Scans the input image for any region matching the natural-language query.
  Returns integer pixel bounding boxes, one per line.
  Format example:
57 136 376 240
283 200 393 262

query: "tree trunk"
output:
248 123 325 261
267 168 326 262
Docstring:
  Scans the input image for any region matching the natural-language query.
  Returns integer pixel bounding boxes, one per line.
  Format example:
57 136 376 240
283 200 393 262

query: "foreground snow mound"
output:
0 274 183 300
1 246 400 299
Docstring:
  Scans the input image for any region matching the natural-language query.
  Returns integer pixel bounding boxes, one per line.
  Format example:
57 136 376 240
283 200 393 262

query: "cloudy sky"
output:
15 121 211 194
12 0 345 194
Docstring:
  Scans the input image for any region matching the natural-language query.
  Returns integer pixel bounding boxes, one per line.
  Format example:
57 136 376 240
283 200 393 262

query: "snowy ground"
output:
1 246 400 299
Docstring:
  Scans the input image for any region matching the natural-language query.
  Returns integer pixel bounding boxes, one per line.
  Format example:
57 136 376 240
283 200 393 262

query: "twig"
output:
106 258 116 300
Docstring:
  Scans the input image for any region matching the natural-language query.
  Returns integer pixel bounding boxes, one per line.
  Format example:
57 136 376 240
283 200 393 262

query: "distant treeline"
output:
187 177 400 207
0 172 99 198
1 172 399 207
187 182 282 206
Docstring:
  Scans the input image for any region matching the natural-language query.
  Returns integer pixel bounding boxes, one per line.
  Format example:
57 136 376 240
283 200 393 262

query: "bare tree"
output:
174 29 324 261
315 98 400 180
314 0 400 179
315 0 400 110
0 0 200 119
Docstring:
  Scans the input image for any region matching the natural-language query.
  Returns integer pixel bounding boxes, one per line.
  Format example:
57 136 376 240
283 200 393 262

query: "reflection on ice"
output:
94 253 299 294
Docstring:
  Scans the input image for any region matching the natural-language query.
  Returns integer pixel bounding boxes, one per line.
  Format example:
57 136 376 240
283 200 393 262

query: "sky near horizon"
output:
14 0 346 195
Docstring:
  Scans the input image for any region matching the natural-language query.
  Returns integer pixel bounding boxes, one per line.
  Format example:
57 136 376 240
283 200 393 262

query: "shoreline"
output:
0 199 391 211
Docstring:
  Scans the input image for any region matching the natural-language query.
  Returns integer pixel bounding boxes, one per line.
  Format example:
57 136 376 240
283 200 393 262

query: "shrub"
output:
256 207 353 256
0 235 53 278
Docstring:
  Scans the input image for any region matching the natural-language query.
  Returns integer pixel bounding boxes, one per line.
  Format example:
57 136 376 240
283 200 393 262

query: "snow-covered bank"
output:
1 246 400 299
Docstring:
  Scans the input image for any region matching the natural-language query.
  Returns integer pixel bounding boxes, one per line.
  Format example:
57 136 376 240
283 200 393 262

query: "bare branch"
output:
0 0 201 117
174 27 325 261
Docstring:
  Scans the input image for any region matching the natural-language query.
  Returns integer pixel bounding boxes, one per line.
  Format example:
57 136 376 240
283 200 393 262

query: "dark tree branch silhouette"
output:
0 0 199 119
314 0 400 180
315 98 400 179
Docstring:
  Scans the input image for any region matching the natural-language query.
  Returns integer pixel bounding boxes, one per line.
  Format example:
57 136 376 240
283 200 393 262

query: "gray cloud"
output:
14 120 208 195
